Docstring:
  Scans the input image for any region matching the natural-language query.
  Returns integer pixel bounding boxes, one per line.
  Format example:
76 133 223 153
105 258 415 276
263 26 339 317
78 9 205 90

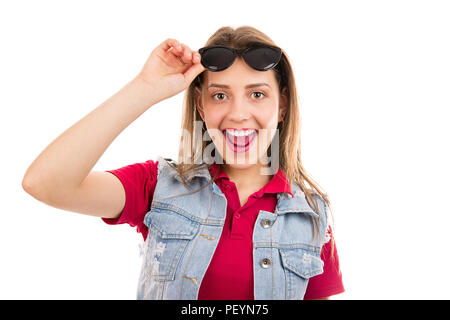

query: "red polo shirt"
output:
102 159 344 299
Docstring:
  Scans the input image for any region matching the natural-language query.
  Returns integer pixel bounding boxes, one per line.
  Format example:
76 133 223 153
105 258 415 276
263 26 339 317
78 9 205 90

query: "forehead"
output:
204 57 278 89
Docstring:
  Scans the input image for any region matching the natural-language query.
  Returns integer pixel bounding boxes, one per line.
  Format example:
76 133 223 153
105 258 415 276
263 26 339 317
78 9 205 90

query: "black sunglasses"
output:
198 44 282 72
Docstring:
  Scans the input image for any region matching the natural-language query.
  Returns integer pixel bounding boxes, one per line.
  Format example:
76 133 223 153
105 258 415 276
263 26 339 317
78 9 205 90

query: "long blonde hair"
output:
171 25 335 256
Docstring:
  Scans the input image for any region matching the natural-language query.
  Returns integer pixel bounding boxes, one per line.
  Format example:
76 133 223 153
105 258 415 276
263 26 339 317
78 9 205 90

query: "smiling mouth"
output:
222 130 258 152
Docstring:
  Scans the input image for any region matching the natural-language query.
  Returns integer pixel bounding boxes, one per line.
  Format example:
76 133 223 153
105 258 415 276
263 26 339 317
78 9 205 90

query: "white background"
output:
1 0 449 299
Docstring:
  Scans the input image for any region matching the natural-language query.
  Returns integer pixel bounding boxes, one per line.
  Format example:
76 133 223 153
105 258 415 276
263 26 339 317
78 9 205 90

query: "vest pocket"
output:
279 248 324 299
143 208 200 281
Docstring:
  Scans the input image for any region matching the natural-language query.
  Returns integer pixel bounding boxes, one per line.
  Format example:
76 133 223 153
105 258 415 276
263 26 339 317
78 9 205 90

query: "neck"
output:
221 162 273 189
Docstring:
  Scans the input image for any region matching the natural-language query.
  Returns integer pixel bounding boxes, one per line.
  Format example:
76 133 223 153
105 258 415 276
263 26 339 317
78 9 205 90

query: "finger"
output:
164 41 193 66
192 51 201 64
178 43 193 64
161 40 189 66
161 38 182 52
184 61 206 85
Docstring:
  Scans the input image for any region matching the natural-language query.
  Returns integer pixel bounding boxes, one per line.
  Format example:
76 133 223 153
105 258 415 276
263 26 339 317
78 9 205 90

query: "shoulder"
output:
155 156 178 175
107 158 158 180
161 157 177 166
302 188 329 216
306 189 332 245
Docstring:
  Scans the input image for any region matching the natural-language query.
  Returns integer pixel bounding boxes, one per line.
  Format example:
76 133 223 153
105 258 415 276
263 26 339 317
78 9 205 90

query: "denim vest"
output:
136 156 330 300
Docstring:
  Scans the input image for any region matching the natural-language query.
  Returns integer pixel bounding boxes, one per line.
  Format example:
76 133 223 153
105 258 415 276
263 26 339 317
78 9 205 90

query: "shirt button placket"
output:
259 216 273 270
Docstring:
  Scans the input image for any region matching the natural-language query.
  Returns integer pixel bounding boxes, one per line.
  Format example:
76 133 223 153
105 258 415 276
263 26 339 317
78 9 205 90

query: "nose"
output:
227 97 252 122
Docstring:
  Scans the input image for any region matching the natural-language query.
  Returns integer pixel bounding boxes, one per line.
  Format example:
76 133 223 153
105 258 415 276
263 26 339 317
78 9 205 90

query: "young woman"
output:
22 25 344 300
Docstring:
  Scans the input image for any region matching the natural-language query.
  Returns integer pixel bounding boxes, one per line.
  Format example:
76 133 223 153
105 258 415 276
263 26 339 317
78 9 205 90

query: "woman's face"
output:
196 56 287 169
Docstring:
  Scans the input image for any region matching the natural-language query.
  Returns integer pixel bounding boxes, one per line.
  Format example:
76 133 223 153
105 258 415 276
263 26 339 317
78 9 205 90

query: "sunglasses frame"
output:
198 44 282 72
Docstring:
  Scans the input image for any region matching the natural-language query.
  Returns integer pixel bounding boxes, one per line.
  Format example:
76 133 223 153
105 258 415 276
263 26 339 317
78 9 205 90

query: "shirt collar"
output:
156 156 316 216
208 162 294 198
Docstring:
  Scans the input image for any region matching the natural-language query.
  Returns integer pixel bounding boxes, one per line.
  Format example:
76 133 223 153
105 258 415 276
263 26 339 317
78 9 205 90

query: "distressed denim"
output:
136 156 330 300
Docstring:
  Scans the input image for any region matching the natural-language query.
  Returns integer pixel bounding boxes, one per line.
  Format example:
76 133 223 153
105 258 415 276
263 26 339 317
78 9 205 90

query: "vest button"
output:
260 258 272 268
261 219 271 229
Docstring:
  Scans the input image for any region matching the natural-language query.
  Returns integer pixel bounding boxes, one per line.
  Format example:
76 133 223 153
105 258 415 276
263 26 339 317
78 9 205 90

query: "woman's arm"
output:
22 38 204 218
21 77 159 217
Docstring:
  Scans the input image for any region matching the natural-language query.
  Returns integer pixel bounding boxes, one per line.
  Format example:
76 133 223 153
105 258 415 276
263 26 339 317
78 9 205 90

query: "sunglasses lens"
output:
201 47 235 71
244 47 281 71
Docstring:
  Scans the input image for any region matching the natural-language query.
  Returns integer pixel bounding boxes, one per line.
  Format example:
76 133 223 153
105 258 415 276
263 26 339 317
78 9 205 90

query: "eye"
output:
251 91 265 99
212 92 227 101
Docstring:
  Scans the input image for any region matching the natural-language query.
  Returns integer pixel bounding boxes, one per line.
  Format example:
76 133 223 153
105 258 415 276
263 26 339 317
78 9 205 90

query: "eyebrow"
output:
207 83 271 89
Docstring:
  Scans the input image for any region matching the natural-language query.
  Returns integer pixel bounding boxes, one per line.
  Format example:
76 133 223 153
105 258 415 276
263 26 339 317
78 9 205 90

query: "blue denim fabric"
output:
136 156 330 300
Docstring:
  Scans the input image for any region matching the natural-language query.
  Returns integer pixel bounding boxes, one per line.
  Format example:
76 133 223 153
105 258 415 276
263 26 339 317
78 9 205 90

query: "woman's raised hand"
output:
136 38 205 102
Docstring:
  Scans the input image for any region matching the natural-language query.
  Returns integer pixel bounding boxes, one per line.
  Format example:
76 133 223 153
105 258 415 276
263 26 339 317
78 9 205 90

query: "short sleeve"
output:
101 159 158 240
303 227 345 299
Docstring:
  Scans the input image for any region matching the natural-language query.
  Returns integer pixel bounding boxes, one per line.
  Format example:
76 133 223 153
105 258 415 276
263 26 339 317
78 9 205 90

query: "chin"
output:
221 151 265 168
224 162 256 170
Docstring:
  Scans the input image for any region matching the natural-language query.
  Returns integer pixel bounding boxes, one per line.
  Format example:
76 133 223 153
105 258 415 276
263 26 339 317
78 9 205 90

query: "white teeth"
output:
224 129 256 137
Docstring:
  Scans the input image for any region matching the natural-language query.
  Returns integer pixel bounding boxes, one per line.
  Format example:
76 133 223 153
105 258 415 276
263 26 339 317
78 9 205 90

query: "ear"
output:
194 86 205 121
278 87 288 122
